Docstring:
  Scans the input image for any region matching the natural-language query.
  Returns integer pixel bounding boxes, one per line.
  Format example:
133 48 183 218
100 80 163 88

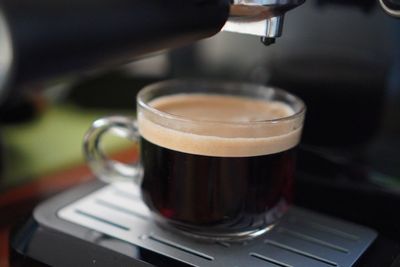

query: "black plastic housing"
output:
0 0 229 86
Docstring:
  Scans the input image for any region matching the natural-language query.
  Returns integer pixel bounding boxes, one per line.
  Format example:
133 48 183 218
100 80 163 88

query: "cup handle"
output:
83 116 143 185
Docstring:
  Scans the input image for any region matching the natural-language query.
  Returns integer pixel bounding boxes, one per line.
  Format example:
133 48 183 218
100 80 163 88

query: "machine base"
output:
10 181 380 267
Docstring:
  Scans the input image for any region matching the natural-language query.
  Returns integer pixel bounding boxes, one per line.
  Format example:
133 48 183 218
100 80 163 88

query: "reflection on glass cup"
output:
83 80 305 241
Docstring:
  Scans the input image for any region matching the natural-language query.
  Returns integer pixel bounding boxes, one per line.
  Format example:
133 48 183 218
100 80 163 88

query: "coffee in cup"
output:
83 80 305 241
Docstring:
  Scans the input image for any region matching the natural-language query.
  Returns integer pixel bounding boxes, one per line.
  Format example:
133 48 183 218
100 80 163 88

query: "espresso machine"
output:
2 0 400 266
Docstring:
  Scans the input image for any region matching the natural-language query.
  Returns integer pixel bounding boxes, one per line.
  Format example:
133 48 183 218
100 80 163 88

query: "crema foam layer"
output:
138 94 302 157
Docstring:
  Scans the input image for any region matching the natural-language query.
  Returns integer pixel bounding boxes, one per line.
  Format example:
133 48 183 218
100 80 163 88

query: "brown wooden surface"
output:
0 147 137 267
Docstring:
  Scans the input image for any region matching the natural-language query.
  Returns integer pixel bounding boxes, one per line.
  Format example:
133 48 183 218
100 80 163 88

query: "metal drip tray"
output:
58 183 377 267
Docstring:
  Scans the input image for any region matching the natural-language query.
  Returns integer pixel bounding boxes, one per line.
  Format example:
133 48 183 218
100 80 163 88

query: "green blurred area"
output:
1 104 134 189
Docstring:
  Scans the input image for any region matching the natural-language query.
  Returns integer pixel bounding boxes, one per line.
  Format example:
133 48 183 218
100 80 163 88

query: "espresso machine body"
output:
0 0 307 102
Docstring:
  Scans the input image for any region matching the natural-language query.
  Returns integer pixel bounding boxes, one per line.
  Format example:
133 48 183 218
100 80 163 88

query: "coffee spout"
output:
222 0 305 45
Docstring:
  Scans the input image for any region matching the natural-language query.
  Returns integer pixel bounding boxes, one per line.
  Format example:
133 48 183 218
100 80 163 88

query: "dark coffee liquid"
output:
138 93 301 235
140 137 296 232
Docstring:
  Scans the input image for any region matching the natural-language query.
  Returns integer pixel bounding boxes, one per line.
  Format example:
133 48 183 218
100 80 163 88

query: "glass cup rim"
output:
137 79 306 126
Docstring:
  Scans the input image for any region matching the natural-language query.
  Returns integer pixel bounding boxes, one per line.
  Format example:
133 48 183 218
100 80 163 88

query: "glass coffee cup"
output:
83 80 305 241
